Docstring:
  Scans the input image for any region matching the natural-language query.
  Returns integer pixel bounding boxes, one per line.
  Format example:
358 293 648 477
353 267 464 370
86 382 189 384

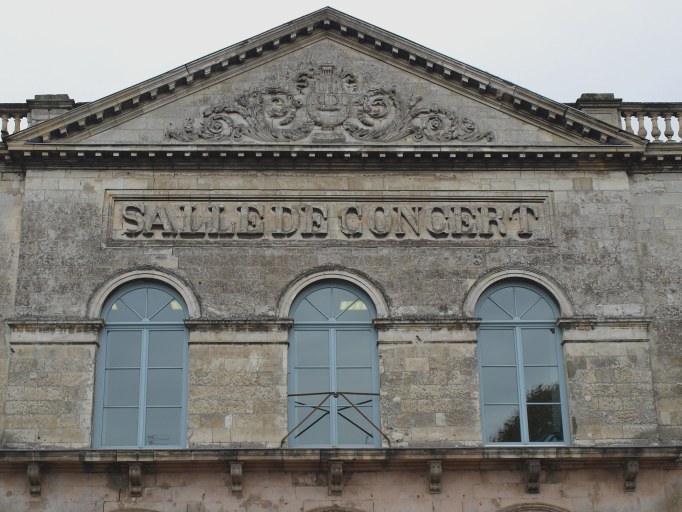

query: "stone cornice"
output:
0 447 678 473
5 8 644 150
4 144 662 167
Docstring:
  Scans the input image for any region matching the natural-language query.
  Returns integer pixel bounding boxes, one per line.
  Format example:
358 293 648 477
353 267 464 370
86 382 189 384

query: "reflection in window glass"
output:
477 282 567 445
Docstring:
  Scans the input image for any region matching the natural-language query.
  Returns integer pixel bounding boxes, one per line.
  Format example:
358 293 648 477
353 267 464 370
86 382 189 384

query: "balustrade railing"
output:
0 104 30 142
619 103 682 143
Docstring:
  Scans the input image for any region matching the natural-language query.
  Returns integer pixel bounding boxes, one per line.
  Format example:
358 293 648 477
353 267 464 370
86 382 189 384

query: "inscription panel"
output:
105 191 554 246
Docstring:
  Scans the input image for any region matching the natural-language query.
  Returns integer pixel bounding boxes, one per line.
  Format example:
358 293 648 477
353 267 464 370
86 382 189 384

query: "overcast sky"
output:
3 0 681 105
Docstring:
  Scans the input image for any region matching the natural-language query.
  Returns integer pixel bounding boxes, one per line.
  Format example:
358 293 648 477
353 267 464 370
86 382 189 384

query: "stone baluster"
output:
1 114 8 138
623 112 635 134
636 112 647 138
13 115 22 134
650 112 662 142
663 113 674 142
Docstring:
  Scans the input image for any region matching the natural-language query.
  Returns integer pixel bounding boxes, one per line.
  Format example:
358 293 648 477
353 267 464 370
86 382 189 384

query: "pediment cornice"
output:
6 7 644 151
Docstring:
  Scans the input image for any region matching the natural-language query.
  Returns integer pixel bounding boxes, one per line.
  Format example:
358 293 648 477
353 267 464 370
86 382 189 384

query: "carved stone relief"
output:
166 62 493 144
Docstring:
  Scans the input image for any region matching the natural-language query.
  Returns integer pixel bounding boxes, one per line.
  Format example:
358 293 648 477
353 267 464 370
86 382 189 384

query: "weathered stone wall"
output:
3 342 95 448
0 170 23 444
0 465 679 512
1 165 666 448
187 338 287 447
630 171 682 443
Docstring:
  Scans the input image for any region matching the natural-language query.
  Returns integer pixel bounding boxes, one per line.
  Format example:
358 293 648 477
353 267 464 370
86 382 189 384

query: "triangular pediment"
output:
7 8 644 153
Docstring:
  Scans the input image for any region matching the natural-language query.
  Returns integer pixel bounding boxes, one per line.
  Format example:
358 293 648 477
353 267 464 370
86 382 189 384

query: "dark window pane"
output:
484 404 521 443
337 368 372 395
148 330 184 367
106 300 141 322
514 287 541 318
336 330 371 367
101 407 138 446
293 299 328 322
521 298 555 321
524 367 561 403
527 404 564 442
337 404 375 446
336 299 371 322
334 288 372 322
104 369 140 406
489 287 515 316
294 406 330 446
294 331 329 367
295 368 330 395
478 328 516 365
149 300 185 322
521 328 557 365
333 288 359 317
479 298 513 320
147 288 173 319
146 369 183 407
105 330 142 367
145 407 182 446
482 367 519 404
306 288 332 318
121 288 147 319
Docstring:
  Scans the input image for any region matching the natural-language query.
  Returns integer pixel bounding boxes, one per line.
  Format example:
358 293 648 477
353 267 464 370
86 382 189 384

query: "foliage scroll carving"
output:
166 63 494 144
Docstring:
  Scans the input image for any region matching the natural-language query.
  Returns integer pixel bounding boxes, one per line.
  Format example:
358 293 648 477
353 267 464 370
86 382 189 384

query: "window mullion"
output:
330 327 338 446
514 324 529 444
138 328 150 447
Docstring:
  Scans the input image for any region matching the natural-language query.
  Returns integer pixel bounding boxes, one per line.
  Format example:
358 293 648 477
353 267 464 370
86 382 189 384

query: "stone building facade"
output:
0 8 681 512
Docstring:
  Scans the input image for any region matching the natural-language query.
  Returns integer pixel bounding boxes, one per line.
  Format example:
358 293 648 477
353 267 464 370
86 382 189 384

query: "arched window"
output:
288 281 380 447
93 282 188 448
476 281 568 445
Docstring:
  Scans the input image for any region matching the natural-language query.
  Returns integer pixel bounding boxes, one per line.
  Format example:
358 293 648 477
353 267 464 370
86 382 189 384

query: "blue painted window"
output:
94 282 188 448
476 281 568 445
288 282 380 447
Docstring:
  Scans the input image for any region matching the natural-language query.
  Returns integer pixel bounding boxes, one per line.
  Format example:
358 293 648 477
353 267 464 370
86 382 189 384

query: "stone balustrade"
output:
0 104 29 142
619 103 682 143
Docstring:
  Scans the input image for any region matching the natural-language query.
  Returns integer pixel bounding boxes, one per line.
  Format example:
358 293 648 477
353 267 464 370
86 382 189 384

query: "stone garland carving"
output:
166 64 494 144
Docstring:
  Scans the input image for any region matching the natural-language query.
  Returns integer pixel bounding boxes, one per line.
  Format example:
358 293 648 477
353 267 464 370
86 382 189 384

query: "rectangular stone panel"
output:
105 190 554 246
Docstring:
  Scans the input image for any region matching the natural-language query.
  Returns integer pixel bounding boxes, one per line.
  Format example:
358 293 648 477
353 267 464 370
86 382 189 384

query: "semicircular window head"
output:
95 282 189 448
476 281 569 445
288 282 380 448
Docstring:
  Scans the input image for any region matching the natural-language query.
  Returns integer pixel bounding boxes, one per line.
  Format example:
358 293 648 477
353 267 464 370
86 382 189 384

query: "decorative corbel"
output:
329 462 343 496
27 463 41 497
526 459 541 494
429 460 442 493
624 460 639 492
230 462 243 494
129 463 142 498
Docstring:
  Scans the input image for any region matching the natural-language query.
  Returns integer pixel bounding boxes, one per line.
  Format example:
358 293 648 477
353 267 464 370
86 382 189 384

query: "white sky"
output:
3 0 681 105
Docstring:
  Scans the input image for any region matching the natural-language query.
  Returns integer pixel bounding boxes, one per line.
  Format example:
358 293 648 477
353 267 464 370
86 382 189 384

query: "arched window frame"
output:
287 280 381 448
93 281 189 449
476 280 570 446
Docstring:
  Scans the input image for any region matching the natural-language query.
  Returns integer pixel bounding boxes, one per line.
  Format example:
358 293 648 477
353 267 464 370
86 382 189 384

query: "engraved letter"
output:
179 203 209 237
300 205 328 237
368 205 392 237
478 206 506 238
451 206 476 237
338 206 363 237
272 205 299 237
122 204 145 236
511 205 538 239
237 204 264 237
145 206 176 236
424 206 449 238
393 206 420 238
208 204 235 237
